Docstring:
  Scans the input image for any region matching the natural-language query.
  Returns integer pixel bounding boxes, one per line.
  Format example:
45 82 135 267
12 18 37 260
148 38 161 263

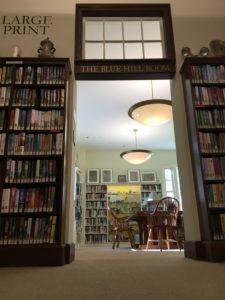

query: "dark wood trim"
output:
75 4 176 80
184 240 225 262
203 241 225 262
75 58 175 80
184 241 205 260
0 243 75 267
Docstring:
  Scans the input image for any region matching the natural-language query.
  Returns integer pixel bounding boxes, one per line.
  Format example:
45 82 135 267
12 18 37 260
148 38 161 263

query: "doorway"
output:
74 79 184 249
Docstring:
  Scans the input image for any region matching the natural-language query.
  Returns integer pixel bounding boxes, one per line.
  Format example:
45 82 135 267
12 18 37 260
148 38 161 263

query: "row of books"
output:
196 109 225 128
198 132 225 153
0 66 12 84
86 185 107 193
141 184 161 191
40 88 65 107
86 193 107 200
211 214 225 240
0 216 57 245
0 186 56 213
86 201 107 209
15 66 35 84
194 86 225 106
0 110 5 130
37 66 65 85
85 235 107 243
0 86 10 106
0 133 5 155
5 158 57 183
12 88 36 106
0 87 65 108
191 64 225 83
86 218 107 226
7 132 63 155
206 183 225 208
9 108 64 130
85 226 107 234
85 209 107 218
202 157 225 179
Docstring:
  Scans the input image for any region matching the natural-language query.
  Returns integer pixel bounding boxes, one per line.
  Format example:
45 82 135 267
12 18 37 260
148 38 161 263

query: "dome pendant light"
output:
128 81 172 126
120 129 152 164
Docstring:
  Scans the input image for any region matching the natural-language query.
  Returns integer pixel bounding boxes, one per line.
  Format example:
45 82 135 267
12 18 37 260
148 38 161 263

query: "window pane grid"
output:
83 17 163 59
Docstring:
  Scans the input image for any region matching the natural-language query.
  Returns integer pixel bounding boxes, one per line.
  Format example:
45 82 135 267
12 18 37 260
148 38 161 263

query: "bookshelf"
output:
141 183 162 211
85 184 108 244
180 57 225 262
74 166 82 246
0 57 74 266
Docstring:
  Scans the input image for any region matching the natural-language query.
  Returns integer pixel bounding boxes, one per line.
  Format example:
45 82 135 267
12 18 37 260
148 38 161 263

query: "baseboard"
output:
184 240 225 262
0 243 75 267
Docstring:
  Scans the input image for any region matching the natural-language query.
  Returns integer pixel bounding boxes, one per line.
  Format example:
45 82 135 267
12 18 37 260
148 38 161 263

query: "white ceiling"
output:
76 80 176 151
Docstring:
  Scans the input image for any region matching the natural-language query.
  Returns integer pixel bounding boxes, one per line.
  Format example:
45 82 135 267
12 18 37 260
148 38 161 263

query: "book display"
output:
85 184 108 244
0 57 72 266
180 57 225 261
107 185 141 243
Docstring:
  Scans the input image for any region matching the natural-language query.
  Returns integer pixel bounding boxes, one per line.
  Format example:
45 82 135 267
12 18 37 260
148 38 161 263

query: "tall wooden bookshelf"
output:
85 184 108 244
180 57 225 262
0 57 74 266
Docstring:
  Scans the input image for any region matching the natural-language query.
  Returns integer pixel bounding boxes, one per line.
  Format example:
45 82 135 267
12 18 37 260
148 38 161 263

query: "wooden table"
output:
129 212 148 245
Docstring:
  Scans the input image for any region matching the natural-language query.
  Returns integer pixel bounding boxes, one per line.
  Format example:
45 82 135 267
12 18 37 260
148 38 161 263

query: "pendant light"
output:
120 129 152 164
128 81 172 126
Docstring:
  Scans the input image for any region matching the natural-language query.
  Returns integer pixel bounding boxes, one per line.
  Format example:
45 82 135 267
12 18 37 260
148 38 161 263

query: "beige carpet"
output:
0 244 225 300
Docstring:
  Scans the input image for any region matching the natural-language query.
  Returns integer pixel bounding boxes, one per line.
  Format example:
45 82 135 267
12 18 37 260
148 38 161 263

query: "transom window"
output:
83 18 164 60
75 4 176 80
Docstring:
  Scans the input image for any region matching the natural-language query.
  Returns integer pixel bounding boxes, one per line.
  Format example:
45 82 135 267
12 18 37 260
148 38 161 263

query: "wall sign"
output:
1 15 53 35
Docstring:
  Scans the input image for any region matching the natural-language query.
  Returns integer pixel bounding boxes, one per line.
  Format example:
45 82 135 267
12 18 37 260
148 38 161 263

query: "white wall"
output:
76 148 180 200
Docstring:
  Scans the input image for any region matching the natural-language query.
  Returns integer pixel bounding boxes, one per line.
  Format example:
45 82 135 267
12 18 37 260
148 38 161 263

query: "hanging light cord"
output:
134 129 138 149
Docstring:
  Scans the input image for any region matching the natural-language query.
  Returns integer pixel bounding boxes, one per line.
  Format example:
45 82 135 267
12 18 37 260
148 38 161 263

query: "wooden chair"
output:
147 199 160 212
107 207 135 249
146 197 181 251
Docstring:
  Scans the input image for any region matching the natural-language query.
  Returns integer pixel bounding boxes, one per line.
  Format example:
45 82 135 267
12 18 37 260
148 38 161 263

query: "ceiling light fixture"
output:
120 129 152 164
128 81 173 126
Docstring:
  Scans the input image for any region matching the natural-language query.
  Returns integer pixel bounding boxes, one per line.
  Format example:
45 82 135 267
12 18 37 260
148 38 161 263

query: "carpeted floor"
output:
0 244 225 300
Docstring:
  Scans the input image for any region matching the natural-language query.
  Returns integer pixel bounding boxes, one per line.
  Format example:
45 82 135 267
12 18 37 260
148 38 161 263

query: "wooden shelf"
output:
180 57 225 262
0 57 74 266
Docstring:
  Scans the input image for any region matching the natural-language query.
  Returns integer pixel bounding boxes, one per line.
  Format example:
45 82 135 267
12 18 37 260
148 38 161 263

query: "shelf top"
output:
0 57 72 73
180 56 225 73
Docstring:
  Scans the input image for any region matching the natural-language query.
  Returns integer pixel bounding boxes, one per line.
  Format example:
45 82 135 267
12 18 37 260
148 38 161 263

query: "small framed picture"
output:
141 172 156 183
101 169 113 184
87 169 99 184
128 170 140 183
118 175 127 183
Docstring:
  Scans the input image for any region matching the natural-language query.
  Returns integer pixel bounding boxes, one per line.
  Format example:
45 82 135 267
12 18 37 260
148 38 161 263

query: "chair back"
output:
107 207 129 231
148 197 180 227
147 200 159 212
107 207 118 227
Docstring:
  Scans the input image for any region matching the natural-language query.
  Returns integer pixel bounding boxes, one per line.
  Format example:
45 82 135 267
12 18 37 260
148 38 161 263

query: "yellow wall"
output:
2 0 225 243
